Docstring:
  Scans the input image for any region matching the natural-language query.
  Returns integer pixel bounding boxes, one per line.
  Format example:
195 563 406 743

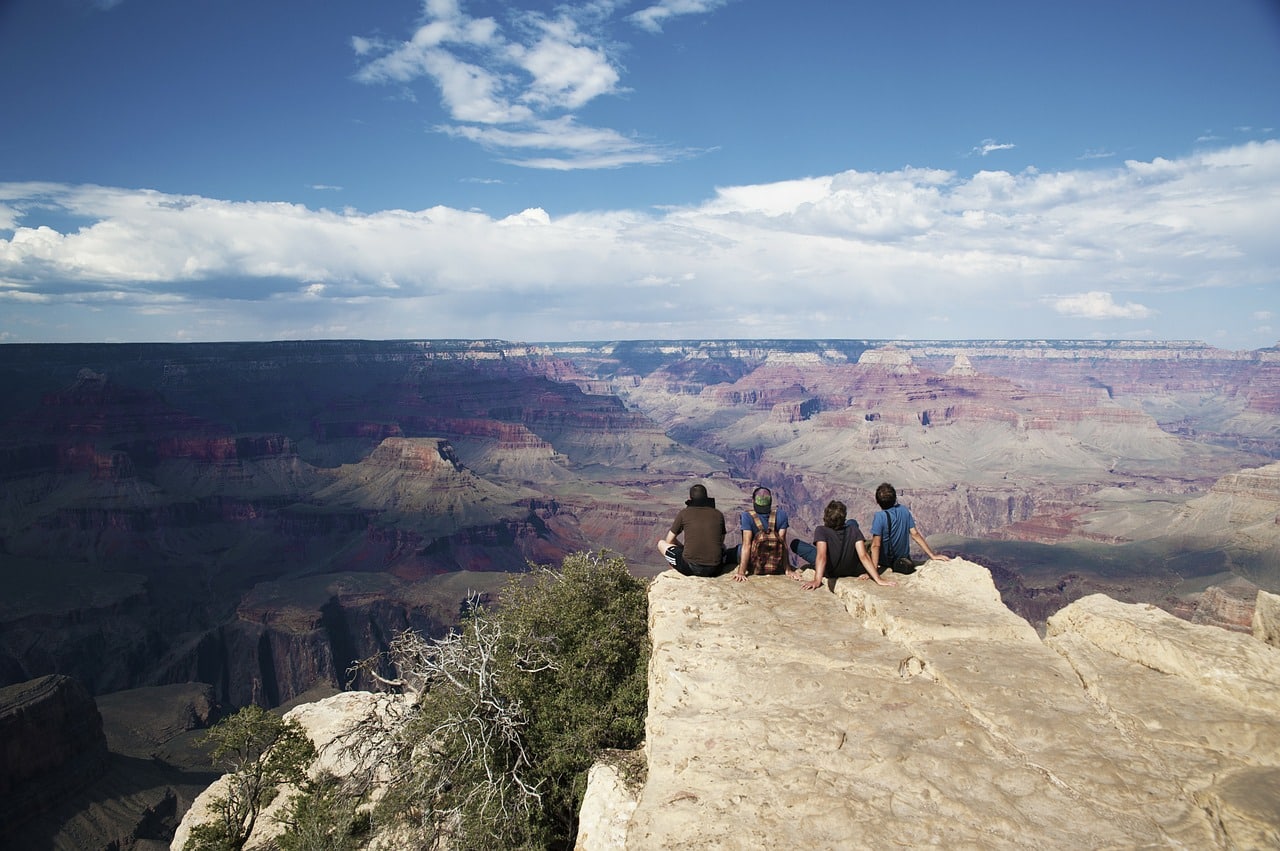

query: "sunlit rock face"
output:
170 690 413 851
1256 590 1280 647
579 561 1280 849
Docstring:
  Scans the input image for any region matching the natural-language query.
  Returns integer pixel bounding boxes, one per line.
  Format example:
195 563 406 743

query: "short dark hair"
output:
689 483 709 501
875 482 897 510
822 500 847 530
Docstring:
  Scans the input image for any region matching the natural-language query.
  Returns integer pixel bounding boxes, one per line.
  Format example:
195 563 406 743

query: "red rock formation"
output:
1190 579 1260 633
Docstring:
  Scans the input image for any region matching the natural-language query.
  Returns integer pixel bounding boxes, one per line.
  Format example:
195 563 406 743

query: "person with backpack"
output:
657 483 734 577
790 499 897 590
869 482 951 573
731 486 794 581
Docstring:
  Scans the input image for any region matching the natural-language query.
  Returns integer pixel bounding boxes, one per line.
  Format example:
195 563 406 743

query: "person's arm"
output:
856 539 896 586
801 540 828 590
869 534 882 573
733 528 752 581
910 527 951 561
656 529 678 558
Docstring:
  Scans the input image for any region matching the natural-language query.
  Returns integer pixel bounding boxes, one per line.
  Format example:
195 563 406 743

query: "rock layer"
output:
0 675 109 837
582 561 1280 849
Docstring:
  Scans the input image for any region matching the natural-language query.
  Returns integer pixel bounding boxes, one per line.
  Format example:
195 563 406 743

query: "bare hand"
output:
732 571 747 583
801 579 823 591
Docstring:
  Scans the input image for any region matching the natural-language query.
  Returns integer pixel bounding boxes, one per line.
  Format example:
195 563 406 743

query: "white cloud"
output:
352 1 712 168
628 0 732 33
1 141 1277 343
438 116 679 169
511 16 621 109
1050 291 1154 320
1254 310 1273 321
972 139 1016 157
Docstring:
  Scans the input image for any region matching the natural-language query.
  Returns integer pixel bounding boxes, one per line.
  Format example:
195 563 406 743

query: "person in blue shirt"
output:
731 486 795 581
869 482 951 572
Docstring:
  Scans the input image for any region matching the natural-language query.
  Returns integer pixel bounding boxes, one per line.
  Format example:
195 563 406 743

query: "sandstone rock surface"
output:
1256 589 1280 647
585 560 1280 849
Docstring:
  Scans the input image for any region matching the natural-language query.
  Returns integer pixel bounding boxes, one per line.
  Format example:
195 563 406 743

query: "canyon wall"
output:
0 675 109 839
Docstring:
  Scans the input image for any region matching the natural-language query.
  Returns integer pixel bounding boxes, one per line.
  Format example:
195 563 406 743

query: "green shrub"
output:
274 771 369 851
185 705 316 851
357 550 650 850
501 551 650 843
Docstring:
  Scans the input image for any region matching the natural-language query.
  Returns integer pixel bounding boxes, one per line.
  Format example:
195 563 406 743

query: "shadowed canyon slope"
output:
2 338 1280 844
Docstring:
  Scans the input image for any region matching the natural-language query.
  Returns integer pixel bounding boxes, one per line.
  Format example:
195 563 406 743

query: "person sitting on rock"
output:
731 486 795 582
657 483 734 577
869 482 951 572
790 499 897 590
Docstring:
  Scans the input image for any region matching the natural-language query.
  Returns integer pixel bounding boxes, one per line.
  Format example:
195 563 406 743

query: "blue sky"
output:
1 0 1278 346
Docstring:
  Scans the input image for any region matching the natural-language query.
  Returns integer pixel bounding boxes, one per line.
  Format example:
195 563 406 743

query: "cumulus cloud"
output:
1 141 1278 343
1049 291 1154 320
351 0 715 169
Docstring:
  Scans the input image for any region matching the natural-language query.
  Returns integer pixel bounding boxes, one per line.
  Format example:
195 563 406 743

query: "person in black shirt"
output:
656 483 733 577
791 500 896 590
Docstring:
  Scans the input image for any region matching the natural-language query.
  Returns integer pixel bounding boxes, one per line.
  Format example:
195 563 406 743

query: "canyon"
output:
1 338 1278 847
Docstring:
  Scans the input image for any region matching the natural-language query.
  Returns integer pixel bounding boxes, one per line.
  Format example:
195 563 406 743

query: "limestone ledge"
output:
578 560 1280 850
171 691 412 851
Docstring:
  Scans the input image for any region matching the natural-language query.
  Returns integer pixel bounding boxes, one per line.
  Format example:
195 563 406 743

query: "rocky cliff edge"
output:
578 560 1280 849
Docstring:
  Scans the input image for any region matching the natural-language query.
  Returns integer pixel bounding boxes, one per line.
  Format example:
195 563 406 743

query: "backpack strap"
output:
749 512 765 534
881 507 895 564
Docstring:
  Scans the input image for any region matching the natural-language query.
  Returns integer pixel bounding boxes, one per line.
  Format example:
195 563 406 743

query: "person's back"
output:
868 482 950 570
873 502 914 568
678 503 727 567
733 486 791 580
820 521 863 576
657 483 729 577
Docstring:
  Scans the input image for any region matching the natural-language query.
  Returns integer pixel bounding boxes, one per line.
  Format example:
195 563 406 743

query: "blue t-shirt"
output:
870 504 914 562
739 508 789 533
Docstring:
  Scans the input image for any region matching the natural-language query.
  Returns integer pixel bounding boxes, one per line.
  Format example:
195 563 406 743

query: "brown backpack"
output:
747 510 787 575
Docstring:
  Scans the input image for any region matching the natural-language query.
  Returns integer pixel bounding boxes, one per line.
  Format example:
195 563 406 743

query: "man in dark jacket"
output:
656 483 732 577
